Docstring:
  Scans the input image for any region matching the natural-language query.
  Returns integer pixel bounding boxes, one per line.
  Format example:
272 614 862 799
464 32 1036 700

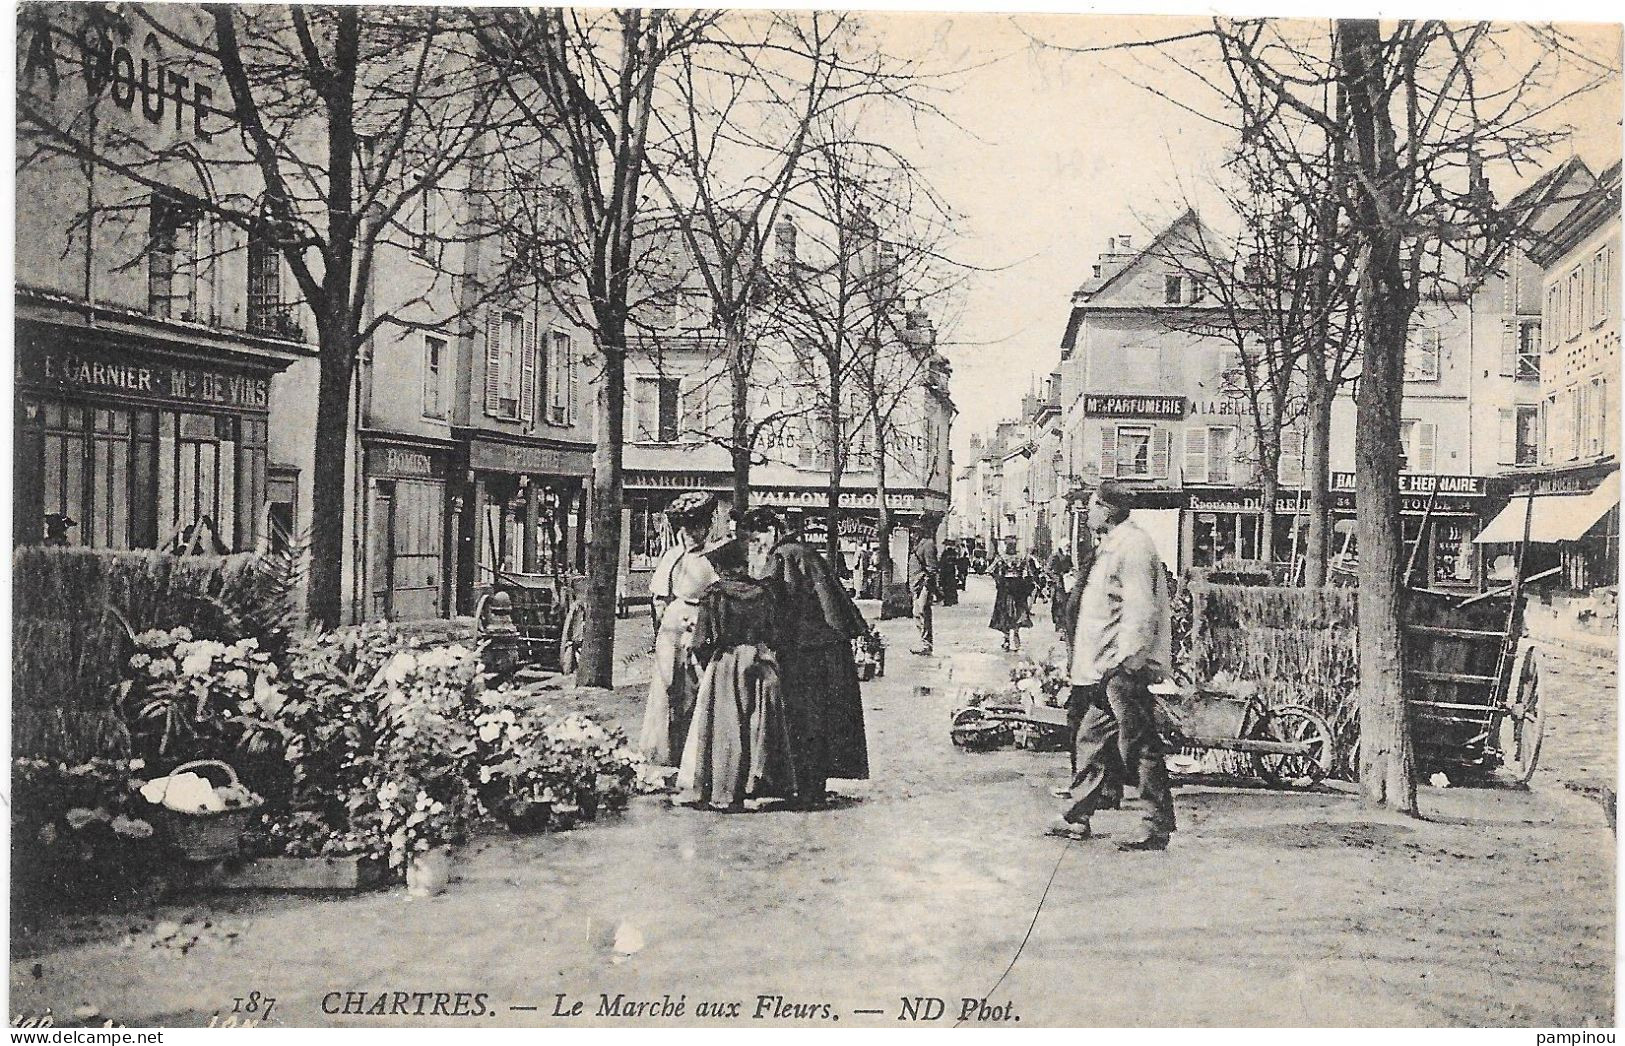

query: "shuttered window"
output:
519 319 538 424
1277 426 1305 487
483 311 503 416
1399 420 1437 473
1183 425 1208 484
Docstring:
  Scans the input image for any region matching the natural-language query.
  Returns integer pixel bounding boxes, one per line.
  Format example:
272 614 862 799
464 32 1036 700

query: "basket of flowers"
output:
138 759 263 861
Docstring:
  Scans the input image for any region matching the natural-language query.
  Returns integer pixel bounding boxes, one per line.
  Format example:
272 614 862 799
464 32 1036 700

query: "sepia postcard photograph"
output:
6 1 1623 1030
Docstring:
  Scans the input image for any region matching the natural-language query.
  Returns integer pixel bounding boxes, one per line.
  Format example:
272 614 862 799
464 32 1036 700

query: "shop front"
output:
1479 463 1620 592
1182 474 1490 590
13 316 293 553
454 433 593 614
362 436 456 622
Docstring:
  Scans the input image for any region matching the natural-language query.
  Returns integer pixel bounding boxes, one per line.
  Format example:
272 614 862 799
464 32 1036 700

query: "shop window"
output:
149 194 202 320
423 335 447 419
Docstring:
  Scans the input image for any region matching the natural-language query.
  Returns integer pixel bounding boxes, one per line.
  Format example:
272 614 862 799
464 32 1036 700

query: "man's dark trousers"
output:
1064 670 1174 833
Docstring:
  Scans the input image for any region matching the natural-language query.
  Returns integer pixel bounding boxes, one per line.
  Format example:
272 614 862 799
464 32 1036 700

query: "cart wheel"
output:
1251 704 1335 787
1496 645 1546 785
558 603 585 676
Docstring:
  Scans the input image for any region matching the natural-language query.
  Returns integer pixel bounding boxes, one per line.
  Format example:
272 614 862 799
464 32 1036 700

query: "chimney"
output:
1117 234 1132 250
775 214 797 265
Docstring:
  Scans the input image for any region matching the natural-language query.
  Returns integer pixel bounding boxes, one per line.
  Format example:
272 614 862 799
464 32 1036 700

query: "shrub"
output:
10 757 168 920
11 547 302 763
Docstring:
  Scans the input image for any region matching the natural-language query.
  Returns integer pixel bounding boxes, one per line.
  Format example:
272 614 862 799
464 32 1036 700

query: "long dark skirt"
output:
989 577 1034 632
778 643 870 787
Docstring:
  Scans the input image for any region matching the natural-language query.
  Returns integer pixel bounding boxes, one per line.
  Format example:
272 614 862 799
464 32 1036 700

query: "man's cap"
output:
1093 480 1137 512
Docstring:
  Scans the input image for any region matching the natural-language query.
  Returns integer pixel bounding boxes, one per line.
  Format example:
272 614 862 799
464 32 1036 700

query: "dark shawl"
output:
767 538 868 651
692 579 779 661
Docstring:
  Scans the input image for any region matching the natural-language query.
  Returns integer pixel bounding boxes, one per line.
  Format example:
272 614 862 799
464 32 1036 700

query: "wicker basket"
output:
146 759 261 862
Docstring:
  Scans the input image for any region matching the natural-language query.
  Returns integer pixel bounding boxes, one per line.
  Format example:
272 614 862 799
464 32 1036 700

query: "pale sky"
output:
859 14 1625 463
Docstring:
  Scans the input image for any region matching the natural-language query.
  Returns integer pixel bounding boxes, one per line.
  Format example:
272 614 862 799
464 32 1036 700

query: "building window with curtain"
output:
149 194 201 320
424 336 447 419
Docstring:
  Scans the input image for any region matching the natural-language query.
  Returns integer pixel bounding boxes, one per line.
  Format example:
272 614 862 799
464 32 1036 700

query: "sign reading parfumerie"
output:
1084 394 1186 418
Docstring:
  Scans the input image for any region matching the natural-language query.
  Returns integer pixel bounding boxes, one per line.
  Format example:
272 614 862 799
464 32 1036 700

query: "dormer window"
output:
1164 274 1184 304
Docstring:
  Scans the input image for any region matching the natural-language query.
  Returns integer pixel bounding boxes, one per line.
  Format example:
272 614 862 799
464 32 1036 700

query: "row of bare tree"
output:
17 6 958 691
1099 18 1614 811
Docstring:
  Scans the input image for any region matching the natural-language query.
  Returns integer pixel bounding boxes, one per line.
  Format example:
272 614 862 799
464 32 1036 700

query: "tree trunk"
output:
305 339 356 629
1259 467 1279 574
727 319 752 513
1303 361 1334 587
874 418 892 590
578 332 627 688
1340 17 1417 815
827 370 842 562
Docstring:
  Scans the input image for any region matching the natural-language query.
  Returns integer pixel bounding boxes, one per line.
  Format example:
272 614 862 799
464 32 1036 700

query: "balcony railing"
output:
248 303 306 342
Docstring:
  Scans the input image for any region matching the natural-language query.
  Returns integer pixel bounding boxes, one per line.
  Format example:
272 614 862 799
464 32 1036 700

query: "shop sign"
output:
803 518 880 541
1084 394 1186 418
21 15 224 142
26 349 270 409
1516 472 1607 496
469 439 590 477
368 446 445 480
1187 492 1307 514
1329 492 1478 515
1188 397 1252 417
1330 472 1486 497
757 488 923 512
624 471 728 490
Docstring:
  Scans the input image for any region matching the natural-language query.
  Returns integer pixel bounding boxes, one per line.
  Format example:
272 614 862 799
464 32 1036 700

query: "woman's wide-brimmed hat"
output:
665 490 718 523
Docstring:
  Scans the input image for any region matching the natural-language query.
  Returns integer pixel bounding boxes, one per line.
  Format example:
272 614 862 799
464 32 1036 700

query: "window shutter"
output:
566 339 578 424
519 319 537 424
1150 426 1171 478
1498 409 1515 466
1183 425 1208 484
1417 423 1437 473
1099 426 1118 478
1500 320 1518 377
1279 427 1305 487
484 311 502 416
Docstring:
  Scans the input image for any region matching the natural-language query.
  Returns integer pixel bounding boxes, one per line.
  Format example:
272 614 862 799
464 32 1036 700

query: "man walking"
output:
909 515 940 655
1049 481 1175 851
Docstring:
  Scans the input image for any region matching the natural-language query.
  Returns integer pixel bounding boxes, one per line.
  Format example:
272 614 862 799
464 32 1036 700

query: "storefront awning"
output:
1474 471 1620 544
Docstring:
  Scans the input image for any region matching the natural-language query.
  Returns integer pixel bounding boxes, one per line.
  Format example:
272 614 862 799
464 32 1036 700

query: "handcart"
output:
475 568 588 675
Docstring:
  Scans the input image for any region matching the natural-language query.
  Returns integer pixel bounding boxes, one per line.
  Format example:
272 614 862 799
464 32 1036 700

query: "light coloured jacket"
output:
1068 520 1171 686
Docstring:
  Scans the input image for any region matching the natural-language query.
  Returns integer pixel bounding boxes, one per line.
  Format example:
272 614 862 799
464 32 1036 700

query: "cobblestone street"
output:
10 577 1615 1029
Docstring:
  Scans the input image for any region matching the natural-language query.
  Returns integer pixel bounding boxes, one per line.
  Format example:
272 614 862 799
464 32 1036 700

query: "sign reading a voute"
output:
1331 472 1486 497
28 351 270 410
1084 394 1186 418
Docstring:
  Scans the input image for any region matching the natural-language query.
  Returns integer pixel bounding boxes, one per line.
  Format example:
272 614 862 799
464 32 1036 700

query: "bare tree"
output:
645 12 937 512
472 9 720 687
1213 17 1615 810
16 4 501 627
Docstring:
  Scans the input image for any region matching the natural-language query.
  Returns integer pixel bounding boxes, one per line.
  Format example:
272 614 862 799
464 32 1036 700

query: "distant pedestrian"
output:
1048 546 1075 632
937 541 961 608
988 548 1035 652
909 516 941 655
1049 481 1175 851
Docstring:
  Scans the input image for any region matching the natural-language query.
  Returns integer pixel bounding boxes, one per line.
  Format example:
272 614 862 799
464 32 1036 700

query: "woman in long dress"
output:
738 507 869 808
638 492 720 768
988 548 1035 651
676 538 800 810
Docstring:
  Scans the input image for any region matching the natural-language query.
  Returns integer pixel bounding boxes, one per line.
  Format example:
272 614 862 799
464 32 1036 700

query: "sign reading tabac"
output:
1084 394 1186 418
1331 472 1486 497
